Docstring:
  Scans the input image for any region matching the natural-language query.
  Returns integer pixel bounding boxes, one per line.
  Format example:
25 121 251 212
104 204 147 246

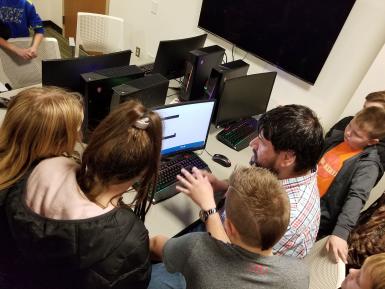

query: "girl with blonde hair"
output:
0 86 84 190
2 100 162 289
0 86 83 289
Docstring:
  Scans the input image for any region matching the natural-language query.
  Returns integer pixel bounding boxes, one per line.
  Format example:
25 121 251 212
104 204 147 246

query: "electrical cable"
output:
204 149 214 157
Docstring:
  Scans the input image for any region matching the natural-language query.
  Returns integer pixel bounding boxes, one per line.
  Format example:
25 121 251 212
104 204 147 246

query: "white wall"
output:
341 43 385 118
109 0 385 131
33 0 63 28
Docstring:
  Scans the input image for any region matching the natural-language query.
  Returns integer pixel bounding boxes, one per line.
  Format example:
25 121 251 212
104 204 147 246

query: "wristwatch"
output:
199 208 218 222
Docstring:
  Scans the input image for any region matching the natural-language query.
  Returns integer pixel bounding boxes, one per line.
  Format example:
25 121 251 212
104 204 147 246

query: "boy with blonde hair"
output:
342 253 385 289
318 106 385 264
150 167 309 289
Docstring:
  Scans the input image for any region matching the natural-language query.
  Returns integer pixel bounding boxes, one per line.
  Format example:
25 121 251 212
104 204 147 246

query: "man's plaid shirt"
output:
273 170 320 258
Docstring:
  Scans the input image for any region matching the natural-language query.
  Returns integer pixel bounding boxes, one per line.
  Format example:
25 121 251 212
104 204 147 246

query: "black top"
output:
0 175 151 289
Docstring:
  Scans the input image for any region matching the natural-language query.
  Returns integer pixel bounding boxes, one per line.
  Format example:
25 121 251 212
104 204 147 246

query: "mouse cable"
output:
204 149 214 157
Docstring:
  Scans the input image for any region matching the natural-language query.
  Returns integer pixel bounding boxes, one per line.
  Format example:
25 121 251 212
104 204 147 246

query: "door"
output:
63 0 109 38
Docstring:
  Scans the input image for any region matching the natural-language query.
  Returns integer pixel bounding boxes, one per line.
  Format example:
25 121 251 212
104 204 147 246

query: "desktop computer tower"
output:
111 73 169 110
81 65 144 135
179 45 225 101
203 60 249 121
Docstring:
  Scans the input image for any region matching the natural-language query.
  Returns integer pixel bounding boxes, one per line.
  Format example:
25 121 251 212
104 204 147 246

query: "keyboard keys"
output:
216 118 258 151
153 153 209 203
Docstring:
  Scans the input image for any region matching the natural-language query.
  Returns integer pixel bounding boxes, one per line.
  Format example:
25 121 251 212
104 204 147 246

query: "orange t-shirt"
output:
317 141 362 197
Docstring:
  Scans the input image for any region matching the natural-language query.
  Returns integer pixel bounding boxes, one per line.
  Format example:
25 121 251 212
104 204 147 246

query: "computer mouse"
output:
212 154 231 168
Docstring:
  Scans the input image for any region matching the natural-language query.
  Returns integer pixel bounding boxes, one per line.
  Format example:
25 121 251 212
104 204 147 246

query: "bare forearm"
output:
0 37 17 53
205 213 230 243
214 179 229 192
31 33 43 49
150 235 169 261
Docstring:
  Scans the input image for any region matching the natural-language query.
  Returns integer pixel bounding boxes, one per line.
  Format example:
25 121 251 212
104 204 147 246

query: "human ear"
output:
279 150 296 168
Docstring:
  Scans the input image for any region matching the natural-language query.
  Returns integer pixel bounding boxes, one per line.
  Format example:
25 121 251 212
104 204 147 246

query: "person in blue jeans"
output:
0 0 44 60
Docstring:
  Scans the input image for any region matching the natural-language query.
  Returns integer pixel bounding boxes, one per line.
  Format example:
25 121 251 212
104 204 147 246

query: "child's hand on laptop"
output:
176 167 216 211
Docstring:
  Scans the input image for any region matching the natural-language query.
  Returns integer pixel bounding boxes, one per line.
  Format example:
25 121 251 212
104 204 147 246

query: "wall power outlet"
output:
135 47 141 57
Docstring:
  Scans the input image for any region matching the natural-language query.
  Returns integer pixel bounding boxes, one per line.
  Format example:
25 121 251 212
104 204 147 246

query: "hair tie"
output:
134 116 150 130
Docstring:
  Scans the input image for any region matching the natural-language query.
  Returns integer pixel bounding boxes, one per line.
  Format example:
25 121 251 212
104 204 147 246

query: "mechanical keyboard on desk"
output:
152 152 210 204
216 117 259 151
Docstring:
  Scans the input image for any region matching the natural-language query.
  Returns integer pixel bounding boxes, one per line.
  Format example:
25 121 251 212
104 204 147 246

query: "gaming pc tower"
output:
179 45 225 101
203 60 250 121
110 73 169 110
204 60 249 99
81 65 144 134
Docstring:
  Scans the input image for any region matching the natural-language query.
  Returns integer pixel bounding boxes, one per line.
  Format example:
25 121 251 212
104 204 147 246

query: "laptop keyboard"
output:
152 153 209 204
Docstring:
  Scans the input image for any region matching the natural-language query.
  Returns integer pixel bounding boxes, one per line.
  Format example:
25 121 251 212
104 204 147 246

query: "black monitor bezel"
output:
152 34 207 80
214 72 277 126
42 50 132 92
153 99 215 157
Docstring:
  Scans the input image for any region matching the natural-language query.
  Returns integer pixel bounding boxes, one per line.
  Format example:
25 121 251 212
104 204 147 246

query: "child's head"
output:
225 166 290 251
342 253 385 289
364 91 385 110
344 106 385 150
0 87 83 190
77 100 162 220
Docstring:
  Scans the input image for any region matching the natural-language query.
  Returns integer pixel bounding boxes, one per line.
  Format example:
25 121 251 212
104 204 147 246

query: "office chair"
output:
0 37 60 89
304 236 346 289
73 12 124 57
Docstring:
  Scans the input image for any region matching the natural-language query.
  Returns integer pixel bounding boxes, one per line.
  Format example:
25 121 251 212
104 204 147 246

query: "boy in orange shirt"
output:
317 106 385 264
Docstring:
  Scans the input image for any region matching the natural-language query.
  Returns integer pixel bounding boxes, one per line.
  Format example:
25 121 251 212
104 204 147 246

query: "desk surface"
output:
0 83 253 237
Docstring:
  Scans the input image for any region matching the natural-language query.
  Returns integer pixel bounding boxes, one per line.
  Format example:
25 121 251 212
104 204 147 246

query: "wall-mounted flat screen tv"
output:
198 0 356 84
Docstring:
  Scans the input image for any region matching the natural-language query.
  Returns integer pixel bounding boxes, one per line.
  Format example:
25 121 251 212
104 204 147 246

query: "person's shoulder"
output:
34 156 78 173
114 206 148 234
273 256 309 287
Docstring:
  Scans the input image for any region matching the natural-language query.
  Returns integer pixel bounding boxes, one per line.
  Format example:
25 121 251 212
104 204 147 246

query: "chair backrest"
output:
0 37 60 89
75 12 124 57
304 237 346 289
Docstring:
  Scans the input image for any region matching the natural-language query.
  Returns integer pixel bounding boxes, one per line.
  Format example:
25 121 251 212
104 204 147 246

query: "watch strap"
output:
199 207 218 222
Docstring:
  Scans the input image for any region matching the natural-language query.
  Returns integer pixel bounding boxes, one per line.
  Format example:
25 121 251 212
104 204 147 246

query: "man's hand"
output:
176 167 216 211
325 235 348 264
200 170 229 192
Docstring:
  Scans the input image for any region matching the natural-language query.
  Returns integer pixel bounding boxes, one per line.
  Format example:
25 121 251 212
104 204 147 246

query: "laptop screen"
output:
153 100 215 156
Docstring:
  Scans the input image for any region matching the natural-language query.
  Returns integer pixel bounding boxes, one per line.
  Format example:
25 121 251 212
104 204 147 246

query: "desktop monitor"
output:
152 34 207 80
111 73 169 111
214 72 277 126
42 50 132 93
153 100 215 156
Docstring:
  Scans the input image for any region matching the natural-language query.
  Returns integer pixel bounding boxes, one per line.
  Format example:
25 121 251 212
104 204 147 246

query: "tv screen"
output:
198 0 356 84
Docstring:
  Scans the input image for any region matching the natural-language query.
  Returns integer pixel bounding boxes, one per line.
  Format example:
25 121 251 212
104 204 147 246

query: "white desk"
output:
143 125 253 237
